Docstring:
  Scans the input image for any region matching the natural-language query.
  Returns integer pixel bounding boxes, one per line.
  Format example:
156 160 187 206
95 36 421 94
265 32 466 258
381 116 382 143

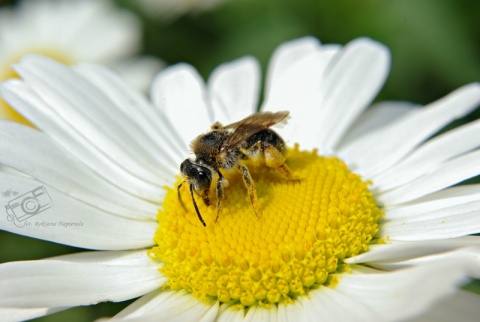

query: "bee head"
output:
178 159 212 227
180 159 213 191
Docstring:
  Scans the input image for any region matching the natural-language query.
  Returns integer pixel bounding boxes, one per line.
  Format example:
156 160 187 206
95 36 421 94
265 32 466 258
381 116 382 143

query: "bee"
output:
178 111 295 226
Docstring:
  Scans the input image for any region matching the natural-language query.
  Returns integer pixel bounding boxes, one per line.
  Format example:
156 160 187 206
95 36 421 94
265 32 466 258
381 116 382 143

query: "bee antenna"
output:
177 181 187 211
189 183 206 227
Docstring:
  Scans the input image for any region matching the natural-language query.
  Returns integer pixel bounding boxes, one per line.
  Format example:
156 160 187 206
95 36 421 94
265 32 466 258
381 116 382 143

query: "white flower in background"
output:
1 37 480 322
0 0 163 126
135 0 230 20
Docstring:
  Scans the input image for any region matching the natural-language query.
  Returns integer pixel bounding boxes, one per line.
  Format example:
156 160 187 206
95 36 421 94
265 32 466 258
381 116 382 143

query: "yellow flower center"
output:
150 146 382 309
0 49 73 126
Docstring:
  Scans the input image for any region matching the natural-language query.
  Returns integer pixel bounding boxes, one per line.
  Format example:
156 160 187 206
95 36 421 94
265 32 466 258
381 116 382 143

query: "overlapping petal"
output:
340 83 480 178
0 170 156 250
263 37 390 152
151 64 211 148
1 59 172 201
105 290 218 322
0 121 158 220
207 57 260 124
0 250 164 308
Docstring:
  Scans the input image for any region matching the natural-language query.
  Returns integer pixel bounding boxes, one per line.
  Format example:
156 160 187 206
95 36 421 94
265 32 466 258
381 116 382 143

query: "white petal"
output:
299 286 378 322
312 38 390 150
382 184 480 221
0 121 157 220
380 199 480 241
106 290 168 320
264 37 389 150
74 62 185 167
151 64 211 148
368 247 480 276
409 290 480 322
346 236 480 264
0 250 164 308
242 306 270 322
0 307 66 322
108 290 218 322
264 37 321 94
339 101 420 148
267 305 278 322
277 301 304 322
334 260 472 322
262 37 340 147
50 249 156 264
1 80 164 201
207 57 261 123
341 83 480 178
0 171 156 250
373 119 480 191
216 303 245 322
12 56 170 185
378 149 480 205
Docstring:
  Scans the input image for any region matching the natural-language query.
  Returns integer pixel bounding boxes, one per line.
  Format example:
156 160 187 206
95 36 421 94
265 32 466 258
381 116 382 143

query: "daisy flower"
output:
1 37 480 322
0 0 163 126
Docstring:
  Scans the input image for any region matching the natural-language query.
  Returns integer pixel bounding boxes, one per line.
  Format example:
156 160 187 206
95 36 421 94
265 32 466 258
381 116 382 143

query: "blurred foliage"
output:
0 0 479 321
120 0 480 104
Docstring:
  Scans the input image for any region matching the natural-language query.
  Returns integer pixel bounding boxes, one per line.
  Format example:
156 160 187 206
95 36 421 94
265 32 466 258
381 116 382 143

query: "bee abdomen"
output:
246 129 286 154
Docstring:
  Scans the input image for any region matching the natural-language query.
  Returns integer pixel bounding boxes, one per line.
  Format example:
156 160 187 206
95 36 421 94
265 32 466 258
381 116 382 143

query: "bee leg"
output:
263 143 297 180
214 172 226 223
238 164 260 219
241 141 261 161
200 191 210 206
189 184 206 227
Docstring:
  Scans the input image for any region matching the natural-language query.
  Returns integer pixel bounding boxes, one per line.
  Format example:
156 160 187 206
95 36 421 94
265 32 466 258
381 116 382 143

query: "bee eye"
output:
180 159 190 173
196 169 211 186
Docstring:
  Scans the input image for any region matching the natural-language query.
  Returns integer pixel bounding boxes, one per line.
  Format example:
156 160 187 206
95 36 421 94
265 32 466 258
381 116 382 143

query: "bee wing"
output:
222 111 290 148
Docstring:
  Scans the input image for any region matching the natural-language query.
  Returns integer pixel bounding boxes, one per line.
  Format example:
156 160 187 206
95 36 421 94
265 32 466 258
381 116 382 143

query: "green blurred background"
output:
0 0 479 321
